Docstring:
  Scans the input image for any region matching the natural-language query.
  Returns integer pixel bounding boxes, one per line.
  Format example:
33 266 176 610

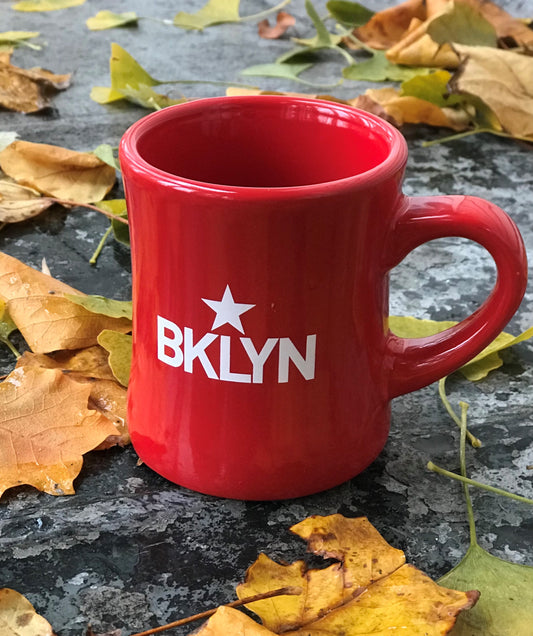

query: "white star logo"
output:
201 285 255 334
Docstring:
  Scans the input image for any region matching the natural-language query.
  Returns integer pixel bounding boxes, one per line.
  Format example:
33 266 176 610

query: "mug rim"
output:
119 95 408 199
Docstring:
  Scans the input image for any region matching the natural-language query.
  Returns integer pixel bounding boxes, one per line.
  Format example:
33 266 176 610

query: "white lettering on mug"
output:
156 285 316 383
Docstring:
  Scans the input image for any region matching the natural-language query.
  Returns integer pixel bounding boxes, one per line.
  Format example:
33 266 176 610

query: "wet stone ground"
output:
0 0 532 634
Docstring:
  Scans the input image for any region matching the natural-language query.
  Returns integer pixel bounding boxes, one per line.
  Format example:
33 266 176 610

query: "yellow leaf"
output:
194 605 275 635
97 330 132 387
0 175 54 223
88 379 129 448
86 10 138 31
0 53 70 113
452 45 533 140
0 366 119 498
0 252 132 353
174 0 240 30
12 0 86 11
0 140 116 203
0 588 54 635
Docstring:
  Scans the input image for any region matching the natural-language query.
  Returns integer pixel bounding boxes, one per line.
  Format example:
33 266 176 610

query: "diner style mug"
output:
120 96 527 500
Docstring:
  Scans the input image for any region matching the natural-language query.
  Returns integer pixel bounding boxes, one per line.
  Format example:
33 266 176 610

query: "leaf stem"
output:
128 586 302 636
422 128 532 147
427 462 533 506
0 337 21 359
239 0 292 23
90 225 113 266
458 401 478 546
49 199 129 224
438 377 482 447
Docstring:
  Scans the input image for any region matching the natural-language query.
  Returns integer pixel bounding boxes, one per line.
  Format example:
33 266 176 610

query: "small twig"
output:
90 225 114 265
129 586 302 636
49 198 129 224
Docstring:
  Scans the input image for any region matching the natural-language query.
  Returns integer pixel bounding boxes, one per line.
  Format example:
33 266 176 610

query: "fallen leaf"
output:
12 0 86 10
343 50 430 82
194 606 273 635
64 294 132 320
258 11 295 39
97 330 132 387
211 514 477 635
389 315 533 381
91 43 186 109
0 251 132 353
86 10 139 31
0 132 17 152
88 379 129 448
174 0 240 30
464 0 533 49
0 366 119 498
0 175 55 223
16 347 117 382
353 0 429 49
92 144 121 171
0 299 19 358
452 45 533 140
241 62 314 83
0 52 71 113
93 200 130 246
427 2 498 47
0 31 40 51
0 588 54 635
326 1 374 28
0 140 116 203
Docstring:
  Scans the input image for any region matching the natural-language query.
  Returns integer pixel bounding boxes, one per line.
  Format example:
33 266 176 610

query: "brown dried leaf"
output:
0 366 119 498
0 588 55 635
0 140 116 203
0 52 70 113
0 175 55 223
258 11 295 39
463 0 533 49
0 252 132 353
452 45 533 139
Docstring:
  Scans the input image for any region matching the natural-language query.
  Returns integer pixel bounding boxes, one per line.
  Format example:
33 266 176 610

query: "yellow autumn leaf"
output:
452 45 533 140
97 329 132 387
0 175 54 223
0 366 119 498
0 140 116 203
200 515 477 635
0 588 54 635
0 252 132 353
13 0 86 11
0 52 70 113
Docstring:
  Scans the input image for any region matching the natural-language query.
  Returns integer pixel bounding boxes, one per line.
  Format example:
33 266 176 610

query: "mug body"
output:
120 96 408 499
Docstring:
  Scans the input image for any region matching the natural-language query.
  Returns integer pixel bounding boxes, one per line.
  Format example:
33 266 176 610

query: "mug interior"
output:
132 97 400 188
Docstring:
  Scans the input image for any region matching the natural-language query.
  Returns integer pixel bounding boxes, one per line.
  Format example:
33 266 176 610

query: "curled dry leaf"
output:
0 588 54 635
198 515 477 635
0 366 119 498
0 251 132 353
0 140 116 203
0 51 70 113
0 175 55 223
258 11 295 39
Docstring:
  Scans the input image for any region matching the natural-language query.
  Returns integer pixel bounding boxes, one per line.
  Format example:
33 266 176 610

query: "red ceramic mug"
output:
120 96 527 500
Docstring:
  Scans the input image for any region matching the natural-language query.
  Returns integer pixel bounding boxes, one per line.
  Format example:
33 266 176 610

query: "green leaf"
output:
389 316 533 381
93 199 130 246
92 144 120 171
174 0 240 30
64 294 132 321
343 51 430 82
0 299 20 358
428 3 498 48
400 70 462 108
86 10 138 31
305 0 333 47
240 62 314 82
439 544 533 635
97 330 132 387
12 0 85 11
0 31 40 50
118 84 186 110
326 0 374 28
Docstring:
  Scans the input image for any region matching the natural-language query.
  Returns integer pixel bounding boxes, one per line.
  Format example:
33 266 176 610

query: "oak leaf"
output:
0 52 70 113
0 251 132 353
0 366 119 498
0 141 116 203
0 588 54 635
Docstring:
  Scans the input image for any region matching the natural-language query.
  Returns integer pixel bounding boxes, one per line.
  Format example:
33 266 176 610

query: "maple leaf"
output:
0 588 54 635
199 515 477 635
0 51 70 113
0 251 132 354
0 140 116 203
0 366 119 498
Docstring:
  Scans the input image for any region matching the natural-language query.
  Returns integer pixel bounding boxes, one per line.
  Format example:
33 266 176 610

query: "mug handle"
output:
385 195 528 399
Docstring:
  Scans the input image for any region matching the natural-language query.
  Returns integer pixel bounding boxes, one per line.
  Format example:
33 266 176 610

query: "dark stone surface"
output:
0 1 532 634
